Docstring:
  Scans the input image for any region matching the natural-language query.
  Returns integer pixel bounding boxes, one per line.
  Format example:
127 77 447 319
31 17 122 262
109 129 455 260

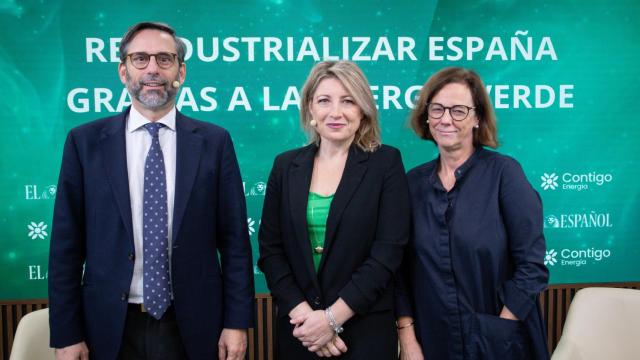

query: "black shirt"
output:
396 146 549 359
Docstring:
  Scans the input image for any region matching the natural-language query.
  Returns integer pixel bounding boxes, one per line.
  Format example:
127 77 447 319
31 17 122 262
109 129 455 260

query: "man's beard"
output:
126 71 178 110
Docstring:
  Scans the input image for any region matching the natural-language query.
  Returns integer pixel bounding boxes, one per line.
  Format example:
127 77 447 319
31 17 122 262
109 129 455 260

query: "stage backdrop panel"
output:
0 0 638 299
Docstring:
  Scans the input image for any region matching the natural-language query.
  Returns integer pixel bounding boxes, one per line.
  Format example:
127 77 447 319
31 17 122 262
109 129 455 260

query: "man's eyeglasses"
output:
426 103 475 121
126 52 178 69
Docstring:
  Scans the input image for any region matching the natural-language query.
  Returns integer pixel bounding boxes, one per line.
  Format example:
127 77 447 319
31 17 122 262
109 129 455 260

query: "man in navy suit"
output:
48 22 254 360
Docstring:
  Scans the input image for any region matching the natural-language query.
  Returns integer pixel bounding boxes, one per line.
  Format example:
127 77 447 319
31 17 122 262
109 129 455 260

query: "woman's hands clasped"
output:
289 302 348 357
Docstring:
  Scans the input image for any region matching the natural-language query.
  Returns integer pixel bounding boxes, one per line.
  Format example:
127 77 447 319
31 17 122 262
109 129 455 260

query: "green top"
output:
306 192 334 272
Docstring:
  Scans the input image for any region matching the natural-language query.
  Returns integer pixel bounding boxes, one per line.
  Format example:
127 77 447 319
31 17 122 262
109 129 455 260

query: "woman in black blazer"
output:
258 61 410 359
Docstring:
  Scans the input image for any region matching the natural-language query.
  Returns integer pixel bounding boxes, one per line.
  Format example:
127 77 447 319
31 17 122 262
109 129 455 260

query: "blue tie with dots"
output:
142 122 171 319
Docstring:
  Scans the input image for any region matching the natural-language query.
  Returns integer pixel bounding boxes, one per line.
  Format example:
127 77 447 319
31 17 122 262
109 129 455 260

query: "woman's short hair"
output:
409 67 498 148
300 61 381 152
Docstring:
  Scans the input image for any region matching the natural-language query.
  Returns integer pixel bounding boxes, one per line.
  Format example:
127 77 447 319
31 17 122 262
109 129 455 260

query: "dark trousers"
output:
117 304 188 360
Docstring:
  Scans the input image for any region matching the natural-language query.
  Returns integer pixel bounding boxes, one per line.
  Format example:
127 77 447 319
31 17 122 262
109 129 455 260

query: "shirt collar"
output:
428 146 485 187
127 106 176 133
453 146 483 180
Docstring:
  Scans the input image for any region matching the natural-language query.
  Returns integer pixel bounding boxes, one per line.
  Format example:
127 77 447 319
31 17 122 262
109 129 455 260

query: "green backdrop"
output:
1 0 638 299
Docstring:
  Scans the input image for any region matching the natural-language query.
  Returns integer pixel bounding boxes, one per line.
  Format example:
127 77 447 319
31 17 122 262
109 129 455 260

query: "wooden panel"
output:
251 294 275 360
256 296 264 360
0 306 5 360
1 284 639 359
247 327 254 360
6 307 13 360
266 296 273 360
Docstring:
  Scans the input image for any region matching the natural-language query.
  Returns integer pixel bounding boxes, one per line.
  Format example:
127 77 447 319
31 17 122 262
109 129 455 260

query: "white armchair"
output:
552 287 640 360
9 308 55 360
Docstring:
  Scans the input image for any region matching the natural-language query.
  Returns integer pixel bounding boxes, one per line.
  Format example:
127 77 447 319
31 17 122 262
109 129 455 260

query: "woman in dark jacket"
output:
396 67 549 360
259 61 410 359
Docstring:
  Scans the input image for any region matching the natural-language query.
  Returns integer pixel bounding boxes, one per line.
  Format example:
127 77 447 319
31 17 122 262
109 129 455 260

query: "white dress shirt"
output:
126 106 176 303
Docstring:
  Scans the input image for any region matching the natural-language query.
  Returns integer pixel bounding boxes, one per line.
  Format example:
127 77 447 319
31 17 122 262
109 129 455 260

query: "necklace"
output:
308 192 333 255
310 201 323 254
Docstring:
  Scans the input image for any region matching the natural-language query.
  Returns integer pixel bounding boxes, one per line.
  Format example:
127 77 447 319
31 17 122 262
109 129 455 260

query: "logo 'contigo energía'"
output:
544 247 612 267
540 171 613 191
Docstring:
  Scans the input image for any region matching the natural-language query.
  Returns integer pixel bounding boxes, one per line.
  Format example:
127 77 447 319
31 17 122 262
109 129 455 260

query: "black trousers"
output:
117 304 188 360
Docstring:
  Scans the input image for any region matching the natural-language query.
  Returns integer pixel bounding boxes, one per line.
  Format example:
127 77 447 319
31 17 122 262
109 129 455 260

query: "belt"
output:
128 302 175 314
128 303 147 313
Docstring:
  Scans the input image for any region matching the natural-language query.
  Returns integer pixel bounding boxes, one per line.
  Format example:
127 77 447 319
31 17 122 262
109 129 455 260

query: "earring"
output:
309 119 317 127
474 124 479 128
426 119 429 124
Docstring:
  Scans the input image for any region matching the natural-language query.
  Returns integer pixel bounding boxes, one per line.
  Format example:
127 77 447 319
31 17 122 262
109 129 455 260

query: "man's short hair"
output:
119 22 186 64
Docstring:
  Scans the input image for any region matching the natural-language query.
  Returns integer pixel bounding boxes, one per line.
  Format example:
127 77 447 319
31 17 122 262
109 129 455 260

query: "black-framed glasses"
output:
126 52 178 69
427 102 475 121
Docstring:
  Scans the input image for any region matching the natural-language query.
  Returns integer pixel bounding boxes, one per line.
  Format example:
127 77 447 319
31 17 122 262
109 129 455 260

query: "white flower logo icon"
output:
541 173 559 190
28 221 48 240
544 249 558 266
247 218 256 235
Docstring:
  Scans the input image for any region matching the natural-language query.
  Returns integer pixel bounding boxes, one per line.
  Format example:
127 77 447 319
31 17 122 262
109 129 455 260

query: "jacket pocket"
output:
466 312 530 360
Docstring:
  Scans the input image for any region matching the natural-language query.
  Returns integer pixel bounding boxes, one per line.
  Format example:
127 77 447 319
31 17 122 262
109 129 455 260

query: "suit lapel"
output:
318 146 369 273
288 145 319 283
172 112 204 245
100 110 134 245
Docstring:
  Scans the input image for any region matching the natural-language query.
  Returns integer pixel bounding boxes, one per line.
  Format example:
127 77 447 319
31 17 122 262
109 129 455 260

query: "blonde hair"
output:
409 67 498 148
300 61 381 152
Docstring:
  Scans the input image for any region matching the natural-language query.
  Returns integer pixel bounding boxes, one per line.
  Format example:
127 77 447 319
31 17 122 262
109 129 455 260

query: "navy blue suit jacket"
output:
48 108 254 359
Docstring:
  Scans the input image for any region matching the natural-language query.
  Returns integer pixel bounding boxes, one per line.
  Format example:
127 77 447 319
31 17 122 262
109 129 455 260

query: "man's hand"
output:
218 328 247 360
55 341 89 360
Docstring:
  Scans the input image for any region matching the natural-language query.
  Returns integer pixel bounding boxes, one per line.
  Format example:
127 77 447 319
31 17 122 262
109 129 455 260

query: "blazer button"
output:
313 297 321 306
121 292 128 301
128 252 135 261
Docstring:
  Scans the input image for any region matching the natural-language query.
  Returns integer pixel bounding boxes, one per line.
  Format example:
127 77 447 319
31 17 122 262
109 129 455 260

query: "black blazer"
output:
258 143 410 357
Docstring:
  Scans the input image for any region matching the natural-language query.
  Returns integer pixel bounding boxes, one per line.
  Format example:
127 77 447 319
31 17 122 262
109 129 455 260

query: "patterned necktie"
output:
142 122 171 319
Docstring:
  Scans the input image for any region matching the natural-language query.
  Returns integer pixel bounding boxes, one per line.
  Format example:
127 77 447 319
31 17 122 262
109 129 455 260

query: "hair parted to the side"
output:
119 22 186 64
300 61 381 152
409 67 498 148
